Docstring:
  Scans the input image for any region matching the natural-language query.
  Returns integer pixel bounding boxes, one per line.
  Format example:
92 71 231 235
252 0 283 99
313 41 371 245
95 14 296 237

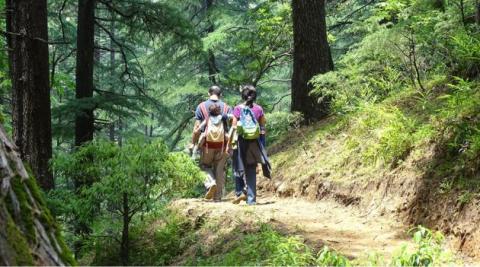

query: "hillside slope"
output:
172 104 479 265
260 102 480 260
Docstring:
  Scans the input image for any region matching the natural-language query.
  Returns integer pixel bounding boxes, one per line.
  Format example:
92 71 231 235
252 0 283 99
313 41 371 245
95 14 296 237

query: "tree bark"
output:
0 124 74 266
120 193 130 265
205 0 219 84
476 0 480 25
291 0 334 123
6 0 54 190
109 16 117 142
75 0 96 147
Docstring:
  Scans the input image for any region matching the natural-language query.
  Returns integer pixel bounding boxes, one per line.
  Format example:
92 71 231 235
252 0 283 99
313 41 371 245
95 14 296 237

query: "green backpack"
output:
237 105 260 140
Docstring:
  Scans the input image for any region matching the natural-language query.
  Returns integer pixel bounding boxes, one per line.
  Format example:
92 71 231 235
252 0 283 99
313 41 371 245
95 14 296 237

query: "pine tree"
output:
291 0 334 123
75 0 96 147
6 0 54 190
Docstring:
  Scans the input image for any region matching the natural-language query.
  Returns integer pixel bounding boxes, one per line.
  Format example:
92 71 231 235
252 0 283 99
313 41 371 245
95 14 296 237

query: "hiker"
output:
191 85 235 202
232 85 271 205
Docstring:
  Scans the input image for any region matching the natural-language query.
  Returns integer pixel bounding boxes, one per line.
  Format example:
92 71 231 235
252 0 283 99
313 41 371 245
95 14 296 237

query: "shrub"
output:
50 139 203 265
345 104 416 167
391 226 454 266
316 246 351 267
265 111 303 145
450 31 480 77
192 223 319 266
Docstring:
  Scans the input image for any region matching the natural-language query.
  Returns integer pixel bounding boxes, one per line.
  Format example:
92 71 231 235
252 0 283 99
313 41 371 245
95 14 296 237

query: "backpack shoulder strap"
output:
199 102 209 121
245 106 258 123
222 103 229 115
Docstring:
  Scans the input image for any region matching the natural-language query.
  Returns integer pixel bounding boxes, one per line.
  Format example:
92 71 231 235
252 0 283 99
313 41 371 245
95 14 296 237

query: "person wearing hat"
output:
191 85 234 201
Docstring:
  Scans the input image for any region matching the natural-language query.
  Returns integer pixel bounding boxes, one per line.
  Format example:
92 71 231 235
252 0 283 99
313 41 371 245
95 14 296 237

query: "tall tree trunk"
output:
205 0 218 84
291 0 334 123
0 124 75 266
6 0 54 190
75 0 96 147
72 1 96 254
120 193 130 265
476 0 480 25
109 16 116 142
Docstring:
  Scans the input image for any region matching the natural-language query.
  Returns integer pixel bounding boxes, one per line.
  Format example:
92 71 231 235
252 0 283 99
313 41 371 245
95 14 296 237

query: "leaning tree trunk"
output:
291 0 334 124
6 0 54 190
75 0 96 147
0 124 75 266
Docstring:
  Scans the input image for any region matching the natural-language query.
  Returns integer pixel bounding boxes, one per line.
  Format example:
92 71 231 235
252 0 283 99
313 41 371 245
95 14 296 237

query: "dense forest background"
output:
1 0 479 265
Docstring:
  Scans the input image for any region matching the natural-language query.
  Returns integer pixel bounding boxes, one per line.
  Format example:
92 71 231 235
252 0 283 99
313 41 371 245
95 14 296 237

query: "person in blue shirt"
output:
191 85 235 201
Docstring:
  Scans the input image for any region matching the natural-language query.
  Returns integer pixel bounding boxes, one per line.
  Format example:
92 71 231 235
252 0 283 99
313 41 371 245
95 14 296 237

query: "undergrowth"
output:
391 226 455 266
188 223 350 266
82 205 457 267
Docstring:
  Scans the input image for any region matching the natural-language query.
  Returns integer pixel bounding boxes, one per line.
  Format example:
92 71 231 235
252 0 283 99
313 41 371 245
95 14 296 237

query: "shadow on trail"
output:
255 201 276 205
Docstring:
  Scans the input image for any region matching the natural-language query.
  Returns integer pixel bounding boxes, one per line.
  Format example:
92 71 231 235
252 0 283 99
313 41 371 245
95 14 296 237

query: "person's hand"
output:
224 146 233 156
188 143 194 151
260 125 266 135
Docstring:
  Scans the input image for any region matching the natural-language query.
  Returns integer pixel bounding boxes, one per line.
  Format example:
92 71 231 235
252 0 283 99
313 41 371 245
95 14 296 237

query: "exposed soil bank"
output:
260 131 480 261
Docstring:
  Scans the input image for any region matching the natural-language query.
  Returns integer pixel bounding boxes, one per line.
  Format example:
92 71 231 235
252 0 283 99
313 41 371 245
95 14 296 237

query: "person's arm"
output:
259 115 266 135
192 120 202 145
223 106 238 153
191 104 205 147
258 106 267 147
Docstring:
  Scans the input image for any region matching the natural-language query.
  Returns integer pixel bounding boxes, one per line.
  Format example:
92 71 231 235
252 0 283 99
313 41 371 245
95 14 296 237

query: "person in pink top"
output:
231 85 271 205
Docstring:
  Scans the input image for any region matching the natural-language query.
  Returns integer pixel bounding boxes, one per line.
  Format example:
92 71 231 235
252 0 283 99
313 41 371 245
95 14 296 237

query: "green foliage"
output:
438 77 480 160
192 223 318 266
312 28 406 113
450 30 480 77
51 139 203 262
391 226 454 266
190 223 352 266
265 111 303 145
203 1 292 87
316 246 351 267
88 210 195 266
345 104 416 167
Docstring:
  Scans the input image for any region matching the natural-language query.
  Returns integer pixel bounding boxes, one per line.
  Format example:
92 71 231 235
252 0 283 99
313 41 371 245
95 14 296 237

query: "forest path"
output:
173 193 418 261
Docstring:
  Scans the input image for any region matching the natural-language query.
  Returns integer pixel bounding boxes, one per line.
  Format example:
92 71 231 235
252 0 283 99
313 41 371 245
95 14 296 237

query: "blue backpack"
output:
238 105 260 140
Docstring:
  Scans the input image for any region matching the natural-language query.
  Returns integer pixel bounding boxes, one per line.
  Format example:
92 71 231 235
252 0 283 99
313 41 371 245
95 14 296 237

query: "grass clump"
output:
84 210 196 266
391 226 455 266
344 104 416 167
190 223 350 266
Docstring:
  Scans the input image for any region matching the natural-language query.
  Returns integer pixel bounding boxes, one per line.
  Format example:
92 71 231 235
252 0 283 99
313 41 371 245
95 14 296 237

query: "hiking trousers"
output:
234 164 258 204
201 148 227 200
244 164 257 204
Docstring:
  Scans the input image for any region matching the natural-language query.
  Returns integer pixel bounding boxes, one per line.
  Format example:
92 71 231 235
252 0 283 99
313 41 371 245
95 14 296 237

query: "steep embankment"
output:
260 108 480 260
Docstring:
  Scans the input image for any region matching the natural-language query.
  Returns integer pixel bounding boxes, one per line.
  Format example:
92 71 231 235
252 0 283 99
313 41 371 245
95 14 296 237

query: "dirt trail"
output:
174 193 420 261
